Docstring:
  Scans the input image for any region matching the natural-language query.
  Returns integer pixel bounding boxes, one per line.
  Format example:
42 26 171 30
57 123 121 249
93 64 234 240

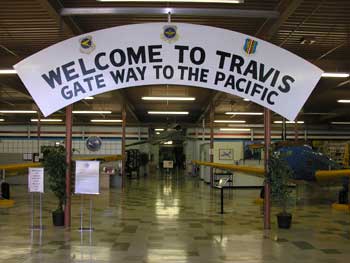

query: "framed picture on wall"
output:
219 149 234 160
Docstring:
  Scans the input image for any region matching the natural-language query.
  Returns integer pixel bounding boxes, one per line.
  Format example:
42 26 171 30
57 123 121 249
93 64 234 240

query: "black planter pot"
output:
277 212 292 229
52 210 64 226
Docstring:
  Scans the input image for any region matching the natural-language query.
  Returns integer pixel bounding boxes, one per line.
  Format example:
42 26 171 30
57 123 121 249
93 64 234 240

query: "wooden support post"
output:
122 104 126 190
282 118 286 141
264 108 271 230
210 103 214 187
294 119 298 142
37 111 41 154
65 104 73 228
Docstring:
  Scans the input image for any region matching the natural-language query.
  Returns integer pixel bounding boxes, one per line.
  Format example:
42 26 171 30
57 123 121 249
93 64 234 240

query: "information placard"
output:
28 167 44 193
163 160 174 169
75 161 100 195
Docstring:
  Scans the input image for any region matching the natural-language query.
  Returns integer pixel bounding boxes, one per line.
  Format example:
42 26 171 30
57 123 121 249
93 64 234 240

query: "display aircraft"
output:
126 124 191 147
193 145 350 203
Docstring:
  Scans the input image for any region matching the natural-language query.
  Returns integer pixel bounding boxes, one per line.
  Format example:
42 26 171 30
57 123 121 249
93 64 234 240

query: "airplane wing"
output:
0 155 123 175
315 169 350 181
193 160 350 183
192 160 265 177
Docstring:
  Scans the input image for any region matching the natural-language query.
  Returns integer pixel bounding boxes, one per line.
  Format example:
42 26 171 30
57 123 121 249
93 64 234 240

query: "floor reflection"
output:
0 172 349 262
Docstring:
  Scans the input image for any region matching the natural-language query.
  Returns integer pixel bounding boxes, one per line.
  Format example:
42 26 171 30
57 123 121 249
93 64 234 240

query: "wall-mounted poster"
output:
219 149 234 160
28 167 44 193
75 161 100 195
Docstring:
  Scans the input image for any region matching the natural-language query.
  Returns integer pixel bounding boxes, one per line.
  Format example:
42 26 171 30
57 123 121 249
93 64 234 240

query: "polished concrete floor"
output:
0 172 350 263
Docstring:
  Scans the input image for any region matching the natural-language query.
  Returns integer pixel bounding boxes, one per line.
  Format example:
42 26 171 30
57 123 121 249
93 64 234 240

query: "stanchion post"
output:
220 187 224 214
31 192 34 229
39 192 42 230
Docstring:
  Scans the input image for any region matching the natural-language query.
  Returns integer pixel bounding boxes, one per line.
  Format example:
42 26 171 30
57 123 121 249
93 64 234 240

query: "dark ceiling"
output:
0 0 349 127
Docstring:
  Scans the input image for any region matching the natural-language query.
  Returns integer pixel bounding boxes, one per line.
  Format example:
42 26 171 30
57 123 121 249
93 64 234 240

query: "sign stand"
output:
78 195 94 232
28 167 45 231
30 192 44 230
215 177 229 214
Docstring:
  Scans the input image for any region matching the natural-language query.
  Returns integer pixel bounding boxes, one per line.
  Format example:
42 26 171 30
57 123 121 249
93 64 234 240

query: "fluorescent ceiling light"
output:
274 121 304 124
243 98 250 101
155 128 164 131
322 72 349 78
164 141 173 145
156 132 161 135
337 100 350 103
0 110 37 113
148 111 189 115
0 69 16 74
220 128 251 131
90 119 122 123
225 112 263 115
98 0 243 3
331 122 350 125
142 96 195 101
73 110 112 114
84 96 94 100
31 119 62 122
0 119 4 122
214 120 246 123
228 124 264 128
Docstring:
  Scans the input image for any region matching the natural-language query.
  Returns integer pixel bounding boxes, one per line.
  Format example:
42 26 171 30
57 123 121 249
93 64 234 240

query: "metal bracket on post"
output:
168 11 171 23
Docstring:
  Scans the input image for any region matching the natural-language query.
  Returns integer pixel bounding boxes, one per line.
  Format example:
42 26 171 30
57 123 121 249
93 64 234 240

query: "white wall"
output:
0 125 149 164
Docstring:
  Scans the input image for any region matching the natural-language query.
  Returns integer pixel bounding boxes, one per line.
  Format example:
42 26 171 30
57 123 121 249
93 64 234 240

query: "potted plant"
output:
43 146 67 226
268 152 293 229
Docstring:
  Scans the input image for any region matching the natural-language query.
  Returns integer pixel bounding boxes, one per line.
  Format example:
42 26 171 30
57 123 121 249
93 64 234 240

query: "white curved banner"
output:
14 23 323 120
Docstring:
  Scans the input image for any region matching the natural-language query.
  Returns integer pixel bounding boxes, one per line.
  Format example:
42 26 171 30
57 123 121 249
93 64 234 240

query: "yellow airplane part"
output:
315 169 350 181
193 160 350 182
192 160 265 176
0 155 123 174
0 162 41 171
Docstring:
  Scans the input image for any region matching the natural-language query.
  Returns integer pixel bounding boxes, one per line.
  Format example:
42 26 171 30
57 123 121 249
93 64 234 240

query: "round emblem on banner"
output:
86 136 102 152
79 35 96 54
161 25 179 43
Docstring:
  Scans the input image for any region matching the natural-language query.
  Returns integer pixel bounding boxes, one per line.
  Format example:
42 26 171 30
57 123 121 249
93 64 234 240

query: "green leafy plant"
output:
43 146 67 212
268 152 293 214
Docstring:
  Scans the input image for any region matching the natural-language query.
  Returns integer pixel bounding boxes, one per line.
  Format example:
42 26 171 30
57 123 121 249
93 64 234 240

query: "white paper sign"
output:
28 167 44 193
14 23 323 120
163 160 174 169
75 161 100 195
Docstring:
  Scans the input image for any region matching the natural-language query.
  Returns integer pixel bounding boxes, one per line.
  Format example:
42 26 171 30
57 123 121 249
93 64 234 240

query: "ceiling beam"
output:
314 40 348 62
115 90 140 123
60 7 279 18
195 91 223 124
36 0 76 36
255 0 303 39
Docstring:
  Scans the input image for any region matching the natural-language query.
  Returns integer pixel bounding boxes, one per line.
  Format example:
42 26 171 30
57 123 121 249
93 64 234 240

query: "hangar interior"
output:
0 0 350 263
